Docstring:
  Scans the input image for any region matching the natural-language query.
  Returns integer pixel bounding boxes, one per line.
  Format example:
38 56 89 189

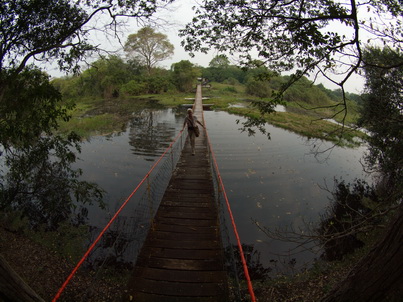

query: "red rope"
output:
52 129 185 302
203 113 257 302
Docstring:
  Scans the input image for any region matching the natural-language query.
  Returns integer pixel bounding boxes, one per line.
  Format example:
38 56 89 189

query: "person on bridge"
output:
183 108 205 155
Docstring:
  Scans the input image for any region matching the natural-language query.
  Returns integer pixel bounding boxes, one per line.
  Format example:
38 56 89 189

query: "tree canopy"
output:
180 0 403 98
360 46 403 195
124 27 174 74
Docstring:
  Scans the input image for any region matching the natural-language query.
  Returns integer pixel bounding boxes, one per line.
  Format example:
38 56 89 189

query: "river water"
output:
75 107 370 275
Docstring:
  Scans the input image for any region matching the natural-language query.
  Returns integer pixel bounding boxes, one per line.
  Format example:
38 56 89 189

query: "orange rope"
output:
52 129 185 301
204 113 257 302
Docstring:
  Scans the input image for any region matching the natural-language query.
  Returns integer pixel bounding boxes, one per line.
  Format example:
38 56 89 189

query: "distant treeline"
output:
52 55 361 107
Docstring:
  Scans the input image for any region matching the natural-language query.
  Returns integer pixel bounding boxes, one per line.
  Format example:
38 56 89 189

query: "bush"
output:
121 80 147 96
317 179 379 261
245 79 271 98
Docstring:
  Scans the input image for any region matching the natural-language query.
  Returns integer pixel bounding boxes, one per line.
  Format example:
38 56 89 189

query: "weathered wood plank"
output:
152 223 218 234
130 277 227 297
133 267 227 283
160 200 212 207
138 247 223 260
146 238 221 249
127 292 227 302
150 230 219 241
136 257 224 271
154 217 218 227
156 210 217 220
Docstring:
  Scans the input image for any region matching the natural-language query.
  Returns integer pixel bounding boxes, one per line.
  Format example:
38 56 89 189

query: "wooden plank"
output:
162 192 214 198
151 230 219 241
136 257 224 271
153 224 218 234
158 205 214 214
133 267 227 283
160 200 212 207
127 292 227 302
154 217 217 227
139 247 223 260
146 238 221 250
129 277 227 297
156 210 217 220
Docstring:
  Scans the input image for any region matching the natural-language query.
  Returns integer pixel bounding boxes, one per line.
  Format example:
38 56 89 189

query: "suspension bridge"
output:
52 84 256 302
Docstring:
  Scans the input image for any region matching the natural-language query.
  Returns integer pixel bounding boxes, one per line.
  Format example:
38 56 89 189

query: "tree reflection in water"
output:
128 109 178 161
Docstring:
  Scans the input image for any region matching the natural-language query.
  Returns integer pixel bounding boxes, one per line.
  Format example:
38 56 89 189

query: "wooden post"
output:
0 254 45 302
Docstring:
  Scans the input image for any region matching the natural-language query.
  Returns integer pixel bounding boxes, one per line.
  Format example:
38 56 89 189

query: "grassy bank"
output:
57 82 366 145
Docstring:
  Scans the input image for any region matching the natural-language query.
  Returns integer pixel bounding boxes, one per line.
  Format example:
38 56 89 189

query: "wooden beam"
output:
0 254 45 302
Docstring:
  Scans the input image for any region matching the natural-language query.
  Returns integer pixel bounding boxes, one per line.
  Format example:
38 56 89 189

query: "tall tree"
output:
209 54 230 68
124 26 174 74
359 46 403 189
180 0 403 116
170 60 200 92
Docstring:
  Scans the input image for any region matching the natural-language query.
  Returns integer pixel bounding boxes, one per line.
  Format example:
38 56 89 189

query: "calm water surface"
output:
76 108 370 274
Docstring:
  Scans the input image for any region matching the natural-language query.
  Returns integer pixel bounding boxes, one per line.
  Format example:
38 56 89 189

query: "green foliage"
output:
78 55 132 98
360 46 403 196
1 211 89 263
0 0 92 73
179 0 402 144
209 54 230 68
171 60 200 92
143 73 171 94
245 78 272 98
317 179 379 261
1 0 172 74
202 63 247 84
0 133 105 230
0 67 72 149
121 80 147 96
59 113 124 138
179 0 402 88
33 222 89 263
283 78 333 107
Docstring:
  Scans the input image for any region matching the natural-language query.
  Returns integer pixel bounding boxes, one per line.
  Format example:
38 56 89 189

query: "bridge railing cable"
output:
203 113 257 302
52 128 187 301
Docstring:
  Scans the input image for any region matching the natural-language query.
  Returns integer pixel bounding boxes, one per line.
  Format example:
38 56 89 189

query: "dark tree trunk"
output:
321 204 403 302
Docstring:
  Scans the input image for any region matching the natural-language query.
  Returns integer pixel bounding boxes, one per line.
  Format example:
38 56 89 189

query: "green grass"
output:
57 83 366 145
228 106 367 146
59 113 126 138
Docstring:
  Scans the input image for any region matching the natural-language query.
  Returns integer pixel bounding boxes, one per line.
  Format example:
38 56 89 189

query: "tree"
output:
124 26 174 75
171 60 200 92
359 47 403 192
321 203 403 301
209 54 230 68
180 0 403 117
79 55 132 98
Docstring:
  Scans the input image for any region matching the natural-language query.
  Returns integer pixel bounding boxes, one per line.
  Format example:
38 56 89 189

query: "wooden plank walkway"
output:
124 85 229 302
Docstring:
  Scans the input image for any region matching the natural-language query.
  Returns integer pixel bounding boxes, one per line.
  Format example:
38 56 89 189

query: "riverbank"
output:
58 85 366 147
0 223 360 301
0 223 128 301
